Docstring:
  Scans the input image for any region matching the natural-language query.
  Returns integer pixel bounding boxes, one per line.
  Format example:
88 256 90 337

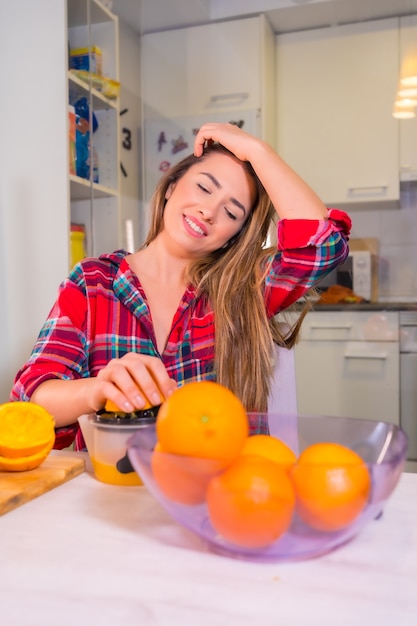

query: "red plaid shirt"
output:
11 209 351 449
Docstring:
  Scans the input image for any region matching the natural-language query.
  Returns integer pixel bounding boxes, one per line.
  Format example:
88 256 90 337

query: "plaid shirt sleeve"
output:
264 208 351 316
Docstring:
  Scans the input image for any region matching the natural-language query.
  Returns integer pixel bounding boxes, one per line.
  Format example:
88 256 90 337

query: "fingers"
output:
95 354 177 413
193 123 230 156
193 122 253 161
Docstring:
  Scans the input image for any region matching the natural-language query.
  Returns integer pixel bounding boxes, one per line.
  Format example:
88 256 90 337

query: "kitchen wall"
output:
350 183 417 302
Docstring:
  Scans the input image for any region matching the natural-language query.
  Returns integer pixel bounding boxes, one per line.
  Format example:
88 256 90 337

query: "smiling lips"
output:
184 215 207 237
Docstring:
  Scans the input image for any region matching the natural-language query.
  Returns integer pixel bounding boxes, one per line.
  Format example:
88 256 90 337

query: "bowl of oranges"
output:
127 381 408 562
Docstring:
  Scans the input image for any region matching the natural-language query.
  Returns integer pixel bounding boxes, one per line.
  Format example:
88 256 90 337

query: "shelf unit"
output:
67 0 121 258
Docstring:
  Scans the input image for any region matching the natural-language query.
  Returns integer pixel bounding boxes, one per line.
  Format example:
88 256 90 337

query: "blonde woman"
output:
11 123 350 449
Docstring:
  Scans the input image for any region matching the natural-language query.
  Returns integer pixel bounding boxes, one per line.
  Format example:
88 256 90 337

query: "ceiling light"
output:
400 75 417 87
395 97 417 107
392 103 416 119
398 86 417 97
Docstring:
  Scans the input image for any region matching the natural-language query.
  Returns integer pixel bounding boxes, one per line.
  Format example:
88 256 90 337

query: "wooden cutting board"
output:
0 454 85 516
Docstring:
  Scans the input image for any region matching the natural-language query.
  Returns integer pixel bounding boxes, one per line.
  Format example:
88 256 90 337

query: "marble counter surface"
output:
1 454 416 626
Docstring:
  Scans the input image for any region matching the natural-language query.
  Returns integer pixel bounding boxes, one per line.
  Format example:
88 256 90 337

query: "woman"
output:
11 123 351 449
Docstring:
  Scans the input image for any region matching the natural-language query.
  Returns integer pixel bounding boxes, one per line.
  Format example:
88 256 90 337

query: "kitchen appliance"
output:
400 311 417 460
318 250 373 301
78 413 156 486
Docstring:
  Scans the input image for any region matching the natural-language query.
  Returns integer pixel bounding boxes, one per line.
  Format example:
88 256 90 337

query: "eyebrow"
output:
200 172 247 216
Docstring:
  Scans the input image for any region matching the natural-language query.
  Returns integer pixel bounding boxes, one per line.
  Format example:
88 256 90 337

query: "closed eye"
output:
197 183 210 193
225 208 237 220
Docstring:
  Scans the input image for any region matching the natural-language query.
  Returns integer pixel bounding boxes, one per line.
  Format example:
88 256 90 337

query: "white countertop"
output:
1 453 416 626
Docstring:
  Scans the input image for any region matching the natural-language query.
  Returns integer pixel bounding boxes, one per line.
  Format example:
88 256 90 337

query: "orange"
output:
151 443 224 505
156 381 248 468
104 398 153 413
206 455 295 548
240 434 296 472
0 402 55 459
104 376 165 413
0 438 54 472
291 442 371 532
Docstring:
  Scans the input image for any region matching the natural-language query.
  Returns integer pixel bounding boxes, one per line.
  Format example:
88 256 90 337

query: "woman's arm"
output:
30 353 177 428
11 257 177 428
194 122 328 220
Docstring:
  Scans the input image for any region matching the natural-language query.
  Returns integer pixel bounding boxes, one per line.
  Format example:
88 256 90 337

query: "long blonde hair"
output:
143 144 312 411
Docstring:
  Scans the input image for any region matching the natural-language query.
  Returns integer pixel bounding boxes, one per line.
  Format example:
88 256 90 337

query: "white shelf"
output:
70 174 118 199
68 71 118 111
67 0 121 257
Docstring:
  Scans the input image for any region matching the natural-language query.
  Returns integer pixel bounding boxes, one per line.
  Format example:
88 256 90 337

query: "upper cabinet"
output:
142 15 275 123
276 18 400 211
141 15 276 201
67 0 121 257
399 15 417 183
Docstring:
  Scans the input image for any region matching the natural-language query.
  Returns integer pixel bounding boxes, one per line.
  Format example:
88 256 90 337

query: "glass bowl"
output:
127 414 408 562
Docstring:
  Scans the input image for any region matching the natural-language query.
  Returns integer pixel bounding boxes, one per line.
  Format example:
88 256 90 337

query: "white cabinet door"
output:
186 18 262 115
294 311 400 425
295 340 399 425
141 15 276 203
276 18 400 210
399 15 417 183
142 15 275 121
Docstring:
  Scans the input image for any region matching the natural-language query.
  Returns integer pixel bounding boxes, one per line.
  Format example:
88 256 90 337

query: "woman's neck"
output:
128 239 189 287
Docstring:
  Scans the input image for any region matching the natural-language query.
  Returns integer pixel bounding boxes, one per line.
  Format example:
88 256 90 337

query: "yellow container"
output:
70 224 86 268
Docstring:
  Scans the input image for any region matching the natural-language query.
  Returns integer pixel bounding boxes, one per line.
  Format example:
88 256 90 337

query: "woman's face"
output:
161 152 256 257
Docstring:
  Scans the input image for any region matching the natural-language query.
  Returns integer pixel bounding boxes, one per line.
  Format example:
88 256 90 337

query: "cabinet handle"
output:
309 323 352 330
348 185 388 197
344 352 388 360
209 92 249 104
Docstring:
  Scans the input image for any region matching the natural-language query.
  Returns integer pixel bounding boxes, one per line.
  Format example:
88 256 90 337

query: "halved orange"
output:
104 398 154 413
0 402 55 459
0 438 54 472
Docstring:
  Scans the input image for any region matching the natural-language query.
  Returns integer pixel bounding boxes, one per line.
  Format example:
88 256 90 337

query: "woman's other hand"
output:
194 122 260 161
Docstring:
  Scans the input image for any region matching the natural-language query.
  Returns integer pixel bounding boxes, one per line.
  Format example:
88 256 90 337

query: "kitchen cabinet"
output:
294 311 400 426
276 18 400 210
399 15 417 183
67 0 121 257
141 15 275 124
140 15 276 202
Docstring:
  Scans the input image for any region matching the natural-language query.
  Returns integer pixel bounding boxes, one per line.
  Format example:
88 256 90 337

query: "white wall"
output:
351 186 417 302
0 0 69 402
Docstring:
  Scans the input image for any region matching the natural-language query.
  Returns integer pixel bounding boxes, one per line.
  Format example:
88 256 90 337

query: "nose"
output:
198 205 215 224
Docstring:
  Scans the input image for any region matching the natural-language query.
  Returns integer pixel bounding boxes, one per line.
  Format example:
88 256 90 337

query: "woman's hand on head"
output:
93 353 177 413
194 122 262 161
